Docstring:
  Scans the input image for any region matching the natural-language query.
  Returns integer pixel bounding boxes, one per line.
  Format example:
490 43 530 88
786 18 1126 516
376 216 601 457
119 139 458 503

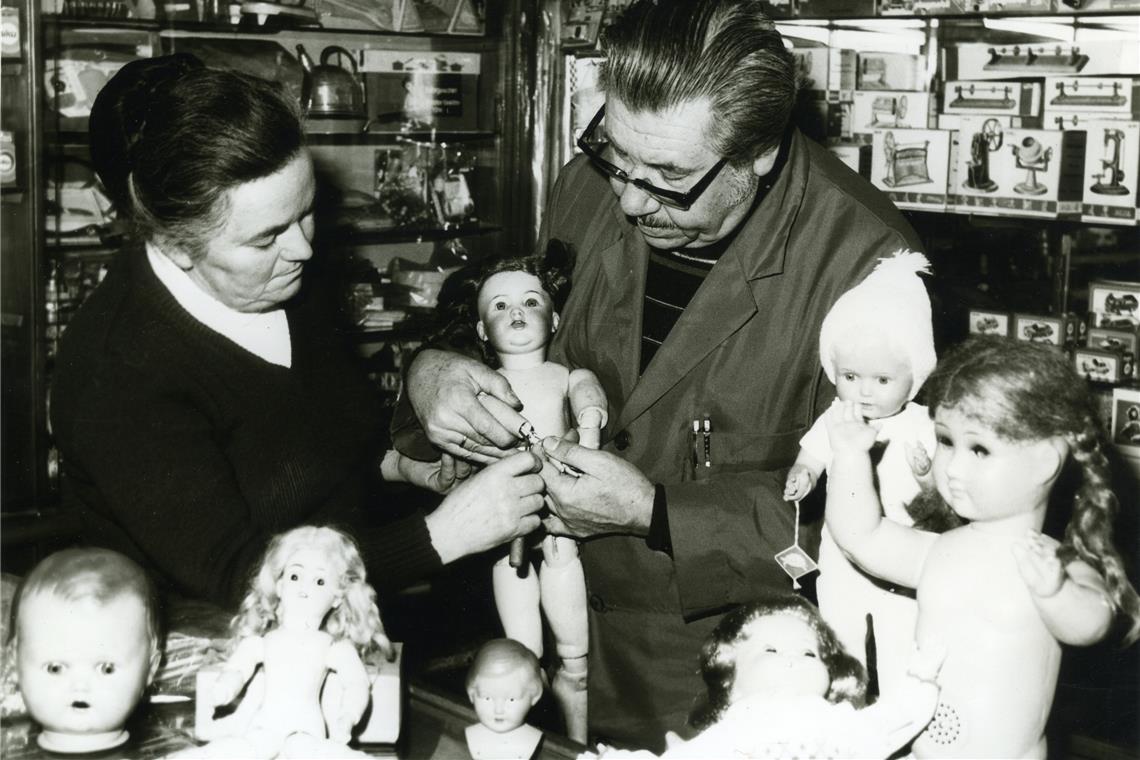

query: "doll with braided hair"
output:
826 335 1140 759
181 525 392 759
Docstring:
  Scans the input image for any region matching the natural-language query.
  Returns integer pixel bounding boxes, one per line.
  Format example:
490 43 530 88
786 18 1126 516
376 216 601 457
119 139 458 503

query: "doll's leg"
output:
492 553 543 657
539 534 589 743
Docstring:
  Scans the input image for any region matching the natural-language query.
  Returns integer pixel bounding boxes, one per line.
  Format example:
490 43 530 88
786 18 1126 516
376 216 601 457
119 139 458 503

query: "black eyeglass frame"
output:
576 104 729 211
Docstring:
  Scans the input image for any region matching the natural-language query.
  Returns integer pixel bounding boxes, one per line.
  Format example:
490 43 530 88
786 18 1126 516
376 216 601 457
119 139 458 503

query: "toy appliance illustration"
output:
964 117 1002 192
984 45 1088 73
882 131 932 188
1090 128 1129 196
869 94 907 127
1050 80 1126 108
1011 136 1052 196
949 84 1016 111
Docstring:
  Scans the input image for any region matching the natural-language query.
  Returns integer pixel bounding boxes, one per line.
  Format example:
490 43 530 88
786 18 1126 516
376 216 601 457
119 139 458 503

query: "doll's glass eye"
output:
803 651 818 659
971 445 990 458
524 297 539 307
98 662 117 675
289 573 300 581
493 301 507 310
842 373 855 382
44 662 65 675
316 578 325 586
764 646 778 654
877 376 891 385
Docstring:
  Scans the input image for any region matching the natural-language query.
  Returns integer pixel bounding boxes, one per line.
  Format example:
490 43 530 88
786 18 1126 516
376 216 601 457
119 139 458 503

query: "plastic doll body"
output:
825 399 1116 759
465 639 544 760
477 268 601 743
18 592 157 754
787 332 933 694
180 532 386 759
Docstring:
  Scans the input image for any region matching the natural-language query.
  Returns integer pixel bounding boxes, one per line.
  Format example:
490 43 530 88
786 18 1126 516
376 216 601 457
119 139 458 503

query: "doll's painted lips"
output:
70 701 90 709
510 319 526 328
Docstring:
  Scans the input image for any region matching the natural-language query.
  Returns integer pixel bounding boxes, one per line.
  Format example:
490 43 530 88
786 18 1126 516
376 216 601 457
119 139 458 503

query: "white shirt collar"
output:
146 243 292 367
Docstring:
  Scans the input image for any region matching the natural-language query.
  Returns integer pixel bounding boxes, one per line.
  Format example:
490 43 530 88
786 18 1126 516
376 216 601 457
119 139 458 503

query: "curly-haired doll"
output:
181 525 391 759
581 593 942 760
826 335 1140 759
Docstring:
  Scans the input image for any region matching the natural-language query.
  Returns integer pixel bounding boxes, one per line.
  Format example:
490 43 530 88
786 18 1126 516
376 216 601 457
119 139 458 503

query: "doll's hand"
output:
1012 530 1065 599
406 349 523 462
783 465 815 501
326 712 356 745
824 400 877 455
903 440 935 491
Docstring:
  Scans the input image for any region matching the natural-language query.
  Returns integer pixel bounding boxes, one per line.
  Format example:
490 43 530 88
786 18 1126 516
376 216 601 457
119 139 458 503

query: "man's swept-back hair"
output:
598 0 796 164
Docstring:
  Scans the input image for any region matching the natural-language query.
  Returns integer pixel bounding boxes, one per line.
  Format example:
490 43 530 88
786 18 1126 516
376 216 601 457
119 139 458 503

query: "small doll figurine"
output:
465 638 545 760
6 548 161 754
782 249 937 697
184 525 392 759
825 336 1140 758
581 593 942 760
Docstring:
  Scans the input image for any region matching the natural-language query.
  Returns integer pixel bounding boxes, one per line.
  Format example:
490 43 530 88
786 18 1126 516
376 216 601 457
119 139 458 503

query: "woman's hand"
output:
425 451 545 564
405 349 523 463
824 400 877 456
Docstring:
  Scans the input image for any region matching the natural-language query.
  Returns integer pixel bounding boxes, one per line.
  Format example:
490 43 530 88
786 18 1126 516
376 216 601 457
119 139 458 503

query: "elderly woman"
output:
50 54 544 608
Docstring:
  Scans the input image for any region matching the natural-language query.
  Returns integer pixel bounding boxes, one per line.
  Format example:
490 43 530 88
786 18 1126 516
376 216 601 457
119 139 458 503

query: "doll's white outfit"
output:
802 401 935 696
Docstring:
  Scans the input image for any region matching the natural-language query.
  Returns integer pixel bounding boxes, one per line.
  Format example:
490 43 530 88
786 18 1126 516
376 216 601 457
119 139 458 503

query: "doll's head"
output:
232 525 392 657
924 335 1140 643
10 548 160 753
818 250 936 418
465 639 543 734
690 593 866 730
433 240 575 369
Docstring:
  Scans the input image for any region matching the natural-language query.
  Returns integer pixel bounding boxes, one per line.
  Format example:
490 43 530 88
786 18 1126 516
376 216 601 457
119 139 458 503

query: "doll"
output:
425 241 604 744
6 547 161 754
825 335 1140 759
782 249 938 697
184 525 392 759
581 593 943 760
465 638 545 760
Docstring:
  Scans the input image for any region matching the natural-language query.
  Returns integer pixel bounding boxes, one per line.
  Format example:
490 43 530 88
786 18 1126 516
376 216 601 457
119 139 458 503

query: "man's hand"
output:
536 437 654 538
406 349 523 462
426 451 545 564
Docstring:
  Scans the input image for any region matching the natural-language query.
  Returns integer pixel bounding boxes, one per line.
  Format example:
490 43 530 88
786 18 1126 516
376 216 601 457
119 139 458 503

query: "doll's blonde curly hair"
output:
230 526 392 658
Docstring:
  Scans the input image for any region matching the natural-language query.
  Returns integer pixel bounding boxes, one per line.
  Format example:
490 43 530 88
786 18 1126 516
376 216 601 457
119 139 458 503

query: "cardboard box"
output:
1080 120 1139 226
945 42 1140 81
797 0 876 15
1013 313 1065 346
1089 326 1140 355
1074 347 1129 384
857 52 924 92
1110 387 1140 458
362 50 481 132
1044 77 1135 120
871 128 952 211
953 121 1087 218
826 143 872 177
1057 0 1140 11
852 91 932 138
1089 279 1140 330
791 46 857 95
942 81 1041 118
978 0 1054 11
968 309 1012 337
878 0 971 13
937 113 1014 131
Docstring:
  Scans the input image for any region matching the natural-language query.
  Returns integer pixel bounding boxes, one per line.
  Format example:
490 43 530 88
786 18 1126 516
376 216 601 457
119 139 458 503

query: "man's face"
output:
18 593 155 739
601 97 766 250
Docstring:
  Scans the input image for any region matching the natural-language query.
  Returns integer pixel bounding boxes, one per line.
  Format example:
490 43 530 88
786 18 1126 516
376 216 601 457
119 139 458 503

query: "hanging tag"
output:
776 499 818 589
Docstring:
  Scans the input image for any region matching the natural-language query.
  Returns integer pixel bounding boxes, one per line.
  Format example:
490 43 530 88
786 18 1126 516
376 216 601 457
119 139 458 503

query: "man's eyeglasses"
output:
576 104 728 211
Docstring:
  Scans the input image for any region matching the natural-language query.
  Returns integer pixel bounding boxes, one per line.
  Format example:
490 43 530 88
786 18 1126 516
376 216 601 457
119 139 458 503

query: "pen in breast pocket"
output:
702 417 712 468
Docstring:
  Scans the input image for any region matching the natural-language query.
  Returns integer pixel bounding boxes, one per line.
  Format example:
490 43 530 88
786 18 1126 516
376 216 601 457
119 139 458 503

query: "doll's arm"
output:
1013 532 1114 645
323 641 372 744
212 637 265 707
825 401 933 589
783 452 824 502
567 368 608 447
857 643 945 756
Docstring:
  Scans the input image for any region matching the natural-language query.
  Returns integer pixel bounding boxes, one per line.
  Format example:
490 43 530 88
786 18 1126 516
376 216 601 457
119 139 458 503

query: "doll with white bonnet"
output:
783 250 937 697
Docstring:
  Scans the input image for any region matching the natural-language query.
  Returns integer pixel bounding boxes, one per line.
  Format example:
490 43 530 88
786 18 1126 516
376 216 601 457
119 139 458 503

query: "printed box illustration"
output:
852 91 931 139
1080 120 1139 226
968 310 1012 337
941 80 1041 118
871 128 952 210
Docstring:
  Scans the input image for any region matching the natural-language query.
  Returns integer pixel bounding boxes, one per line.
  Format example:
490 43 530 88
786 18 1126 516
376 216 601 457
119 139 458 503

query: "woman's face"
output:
177 151 316 313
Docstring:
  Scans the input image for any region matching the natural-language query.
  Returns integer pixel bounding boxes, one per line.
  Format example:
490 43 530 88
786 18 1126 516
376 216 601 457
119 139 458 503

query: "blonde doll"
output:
826 335 1140 759
183 525 392 759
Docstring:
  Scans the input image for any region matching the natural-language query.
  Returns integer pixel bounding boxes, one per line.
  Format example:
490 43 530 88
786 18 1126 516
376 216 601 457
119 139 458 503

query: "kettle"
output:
296 44 367 120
